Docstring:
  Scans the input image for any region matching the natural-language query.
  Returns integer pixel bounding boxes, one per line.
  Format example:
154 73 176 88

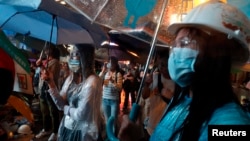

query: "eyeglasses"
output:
172 37 197 50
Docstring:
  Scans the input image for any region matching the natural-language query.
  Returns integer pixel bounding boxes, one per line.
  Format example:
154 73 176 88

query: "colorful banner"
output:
0 30 33 95
0 30 30 73
13 60 33 95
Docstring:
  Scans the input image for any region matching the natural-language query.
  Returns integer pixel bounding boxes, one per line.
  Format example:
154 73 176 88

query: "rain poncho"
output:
150 93 250 141
48 73 103 141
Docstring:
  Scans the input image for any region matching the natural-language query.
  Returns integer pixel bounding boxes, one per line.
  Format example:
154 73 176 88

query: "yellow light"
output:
194 0 227 7
127 50 139 58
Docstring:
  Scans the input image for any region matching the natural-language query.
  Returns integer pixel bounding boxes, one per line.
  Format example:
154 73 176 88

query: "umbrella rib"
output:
92 0 109 23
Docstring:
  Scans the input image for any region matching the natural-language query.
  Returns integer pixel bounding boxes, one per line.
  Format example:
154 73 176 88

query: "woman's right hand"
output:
40 69 50 81
40 69 56 88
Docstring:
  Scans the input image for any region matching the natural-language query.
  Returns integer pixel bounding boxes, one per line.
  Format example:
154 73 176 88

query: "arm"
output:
142 73 153 99
118 115 145 141
65 76 101 121
105 72 123 92
44 59 60 89
47 80 67 111
112 72 123 91
142 84 151 99
99 63 107 78
48 87 67 111
41 69 69 111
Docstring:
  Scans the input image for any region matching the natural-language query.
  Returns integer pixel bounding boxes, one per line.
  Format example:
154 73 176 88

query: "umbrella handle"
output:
106 116 119 141
106 103 140 141
128 103 140 122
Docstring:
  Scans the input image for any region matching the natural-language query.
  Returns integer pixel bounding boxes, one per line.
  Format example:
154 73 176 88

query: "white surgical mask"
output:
168 47 198 87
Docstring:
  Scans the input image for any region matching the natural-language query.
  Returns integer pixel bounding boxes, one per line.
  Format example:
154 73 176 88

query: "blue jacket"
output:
150 95 250 141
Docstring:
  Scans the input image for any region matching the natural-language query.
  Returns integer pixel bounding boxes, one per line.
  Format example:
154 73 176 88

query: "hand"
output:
102 63 107 72
161 88 173 99
40 69 55 87
64 105 70 116
36 58 42 66
246 81 250 90
109 77 114 83
40 69 49 80
118 115 144 141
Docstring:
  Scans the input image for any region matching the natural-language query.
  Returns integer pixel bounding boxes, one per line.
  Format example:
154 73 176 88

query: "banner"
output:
0 30 30 73
0 30 33 95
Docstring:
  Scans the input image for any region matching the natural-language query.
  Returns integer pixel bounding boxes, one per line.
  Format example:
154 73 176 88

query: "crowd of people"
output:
26 1 250 141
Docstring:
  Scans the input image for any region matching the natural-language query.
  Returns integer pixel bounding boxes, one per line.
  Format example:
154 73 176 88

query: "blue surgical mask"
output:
107 63 111 69
68 59 80 73
168 47 198 87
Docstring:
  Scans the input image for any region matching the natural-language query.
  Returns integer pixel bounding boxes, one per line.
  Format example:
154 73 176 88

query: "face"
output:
168 28 201 87
68 48 81 73
109 59 117 71
172 28 198 50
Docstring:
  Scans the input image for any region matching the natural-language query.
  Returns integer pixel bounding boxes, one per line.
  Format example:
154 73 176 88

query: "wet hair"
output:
169 27 243 141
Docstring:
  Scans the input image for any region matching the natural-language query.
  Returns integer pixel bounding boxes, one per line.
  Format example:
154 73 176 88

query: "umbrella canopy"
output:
108 30 170 61
0 0 108 46
14 33 69 57
63 0 185 45
95 47 140 62
8 95 34 123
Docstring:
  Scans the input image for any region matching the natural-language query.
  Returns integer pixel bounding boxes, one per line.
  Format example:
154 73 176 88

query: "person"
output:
58 62 71 91
35 46 61 141
122 62 140 111
118 1 250 141
140 50 175 137
32 61 41 96
99 56 123 134
40 44 104 141
122 68 136 111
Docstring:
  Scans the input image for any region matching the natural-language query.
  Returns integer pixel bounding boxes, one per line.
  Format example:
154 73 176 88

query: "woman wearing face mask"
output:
41 44 104 141
118 1 250 141
99 56 123 137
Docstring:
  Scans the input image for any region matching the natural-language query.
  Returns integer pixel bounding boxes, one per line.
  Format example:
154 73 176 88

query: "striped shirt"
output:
101 71 123 100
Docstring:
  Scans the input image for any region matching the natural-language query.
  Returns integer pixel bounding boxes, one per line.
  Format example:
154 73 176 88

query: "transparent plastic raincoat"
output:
48 72 103 141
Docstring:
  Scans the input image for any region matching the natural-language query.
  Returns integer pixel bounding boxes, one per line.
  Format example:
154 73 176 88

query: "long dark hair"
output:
75 44 95 80
177 29 244 141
